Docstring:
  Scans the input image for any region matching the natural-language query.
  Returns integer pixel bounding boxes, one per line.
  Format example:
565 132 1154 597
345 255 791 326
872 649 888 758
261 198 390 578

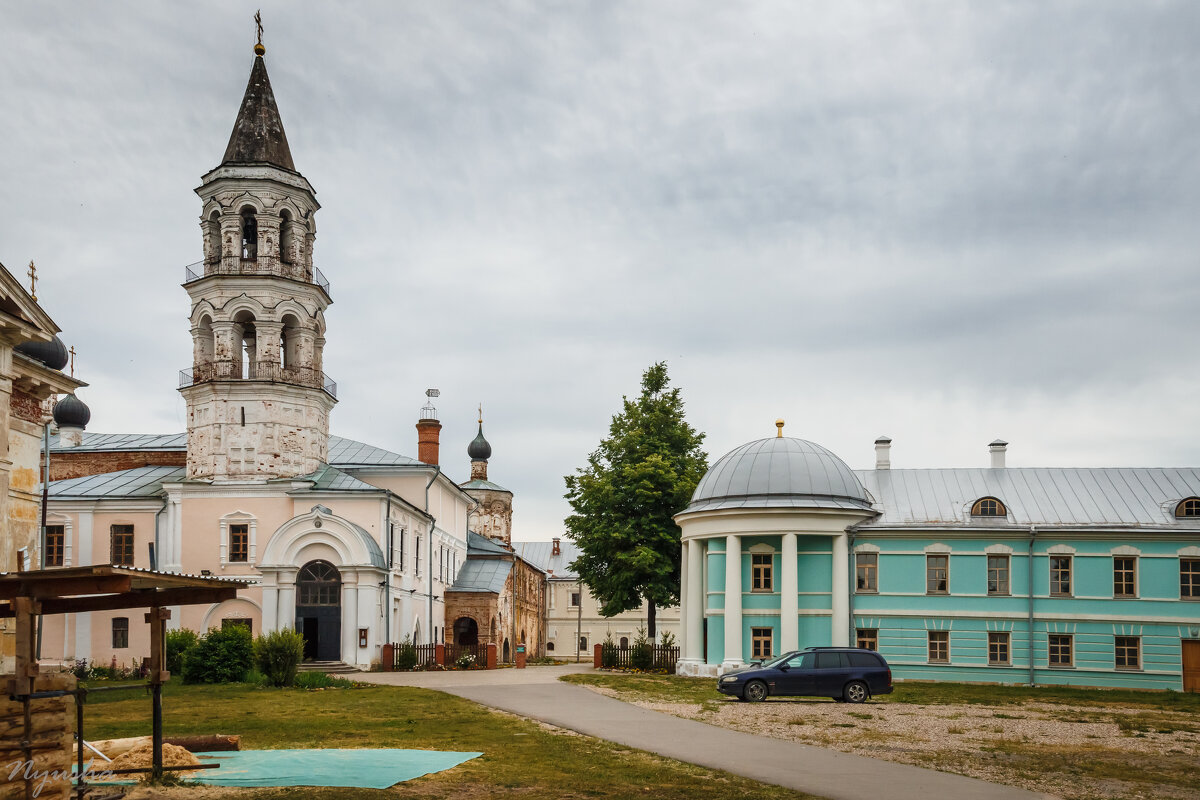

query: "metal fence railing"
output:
179 363 337 399
182 258 331 298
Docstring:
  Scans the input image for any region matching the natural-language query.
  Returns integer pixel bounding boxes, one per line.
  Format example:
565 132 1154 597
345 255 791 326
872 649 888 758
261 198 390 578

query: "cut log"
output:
163 734 241 752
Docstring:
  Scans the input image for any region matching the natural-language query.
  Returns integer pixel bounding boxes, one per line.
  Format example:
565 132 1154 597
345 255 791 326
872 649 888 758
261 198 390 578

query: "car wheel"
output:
744 680 768 702
843 681 868 704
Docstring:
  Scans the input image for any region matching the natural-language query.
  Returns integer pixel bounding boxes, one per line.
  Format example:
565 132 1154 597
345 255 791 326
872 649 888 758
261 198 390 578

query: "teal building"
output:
674 425 1200 691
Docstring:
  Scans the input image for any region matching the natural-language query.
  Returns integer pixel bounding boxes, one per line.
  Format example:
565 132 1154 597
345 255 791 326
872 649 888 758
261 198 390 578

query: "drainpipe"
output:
1028 525 1037 687
153 496 168 570
424 466 441 645
36 420 50 660
847 529 856 646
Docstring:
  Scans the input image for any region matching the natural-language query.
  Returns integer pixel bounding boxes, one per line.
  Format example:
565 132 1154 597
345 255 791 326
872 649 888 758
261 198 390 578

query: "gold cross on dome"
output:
255 10 263 47
27 261 37 300
478 404 483 425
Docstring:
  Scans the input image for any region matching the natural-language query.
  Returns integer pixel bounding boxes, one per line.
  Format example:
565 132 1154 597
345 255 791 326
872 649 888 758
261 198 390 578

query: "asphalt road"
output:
357 664 1057 800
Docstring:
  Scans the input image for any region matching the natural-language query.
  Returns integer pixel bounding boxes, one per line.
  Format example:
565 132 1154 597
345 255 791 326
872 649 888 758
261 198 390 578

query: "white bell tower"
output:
180 40 335 481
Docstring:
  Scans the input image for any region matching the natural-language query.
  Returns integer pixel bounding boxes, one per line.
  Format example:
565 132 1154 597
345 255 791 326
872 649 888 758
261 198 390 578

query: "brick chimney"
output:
416 389 441 466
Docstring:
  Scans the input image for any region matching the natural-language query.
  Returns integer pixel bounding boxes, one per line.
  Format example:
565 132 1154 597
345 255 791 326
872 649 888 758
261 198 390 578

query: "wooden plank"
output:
0 587 238 617
0 575 131 599
1184 640 1200 693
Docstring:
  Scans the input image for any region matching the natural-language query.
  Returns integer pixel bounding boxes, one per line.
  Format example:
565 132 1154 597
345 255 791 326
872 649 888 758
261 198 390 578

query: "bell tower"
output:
180 35 335 481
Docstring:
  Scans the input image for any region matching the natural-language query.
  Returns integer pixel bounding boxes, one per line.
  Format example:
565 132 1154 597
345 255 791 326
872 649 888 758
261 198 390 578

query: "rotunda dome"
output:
15 335 68 371
53 393 91 429
467 424 492 461
684 435 872 514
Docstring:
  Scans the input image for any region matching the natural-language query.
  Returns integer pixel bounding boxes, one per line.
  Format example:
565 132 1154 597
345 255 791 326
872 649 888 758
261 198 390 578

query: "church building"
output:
676 423 1200 691
37 41 486 669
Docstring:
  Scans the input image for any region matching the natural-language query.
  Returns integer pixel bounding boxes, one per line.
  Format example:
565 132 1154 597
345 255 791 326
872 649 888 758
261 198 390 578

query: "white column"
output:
277 571 297 630
341 575 359 663
678 540 688 659
831 532 850 646
685 539 704 662
723 534 743 669
261 573 279 634
781 533 799 652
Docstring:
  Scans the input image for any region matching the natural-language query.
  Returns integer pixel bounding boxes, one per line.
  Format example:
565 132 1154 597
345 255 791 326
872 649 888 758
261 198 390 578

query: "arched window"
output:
1176 498 1200 518
297 560 340 606
971 497 1007 517
279 209 294 264
240 207 258 260
206 210 221 265
233 310 256 379
619 636 629 648
195 314 215 376
280 314 301 371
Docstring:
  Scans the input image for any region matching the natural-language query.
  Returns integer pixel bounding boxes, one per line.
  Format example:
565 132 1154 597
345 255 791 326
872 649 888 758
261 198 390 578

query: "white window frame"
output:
219 510 257 568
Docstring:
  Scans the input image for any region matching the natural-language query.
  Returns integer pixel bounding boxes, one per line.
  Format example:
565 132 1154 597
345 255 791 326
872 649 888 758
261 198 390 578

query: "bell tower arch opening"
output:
240 206 258 260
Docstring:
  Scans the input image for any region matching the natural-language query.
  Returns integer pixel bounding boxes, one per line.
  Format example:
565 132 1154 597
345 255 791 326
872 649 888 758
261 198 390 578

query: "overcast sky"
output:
3 2 1199 540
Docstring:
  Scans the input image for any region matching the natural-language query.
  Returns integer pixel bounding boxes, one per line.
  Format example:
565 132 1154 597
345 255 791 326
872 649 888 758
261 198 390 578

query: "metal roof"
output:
467 530 511 556
448 559 511 594
294 463 381 493
856 467 1200 529
460 479 510 492
685 437 873 514
44 466 185 499
327 436 422 467
347 521 387 569
513 539 580 580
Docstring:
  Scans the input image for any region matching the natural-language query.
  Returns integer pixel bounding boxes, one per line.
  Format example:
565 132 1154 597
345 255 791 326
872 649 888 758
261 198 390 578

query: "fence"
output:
597 643 680 673
444 642 487 668
382 641 496 671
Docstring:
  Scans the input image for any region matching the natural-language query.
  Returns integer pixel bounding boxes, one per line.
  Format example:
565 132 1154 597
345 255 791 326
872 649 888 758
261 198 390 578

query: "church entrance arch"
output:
295 560 341 661
453 617 479 646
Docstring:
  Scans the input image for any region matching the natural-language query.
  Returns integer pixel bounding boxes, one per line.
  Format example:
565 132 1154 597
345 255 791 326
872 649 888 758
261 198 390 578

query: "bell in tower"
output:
180 25 336 482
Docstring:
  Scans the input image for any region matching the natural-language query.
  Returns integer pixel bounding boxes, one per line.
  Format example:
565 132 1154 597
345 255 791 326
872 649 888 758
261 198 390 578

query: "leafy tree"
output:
564 362 707 638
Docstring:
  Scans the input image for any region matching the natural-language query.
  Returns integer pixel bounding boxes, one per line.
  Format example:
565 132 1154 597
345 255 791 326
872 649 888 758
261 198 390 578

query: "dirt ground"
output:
583 686 1200 800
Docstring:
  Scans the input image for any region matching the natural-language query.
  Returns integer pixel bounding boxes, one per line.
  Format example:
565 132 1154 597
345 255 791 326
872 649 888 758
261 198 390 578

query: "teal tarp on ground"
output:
96 749 482 788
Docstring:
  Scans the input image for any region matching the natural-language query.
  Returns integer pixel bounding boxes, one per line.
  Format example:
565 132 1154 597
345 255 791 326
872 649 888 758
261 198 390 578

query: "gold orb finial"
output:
254 43 266 56
775 419 785 438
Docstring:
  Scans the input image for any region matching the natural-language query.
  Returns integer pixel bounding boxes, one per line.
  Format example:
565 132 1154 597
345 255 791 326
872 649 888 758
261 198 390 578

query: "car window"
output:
783 653 808 669
815 651 847 669
847 651 881 668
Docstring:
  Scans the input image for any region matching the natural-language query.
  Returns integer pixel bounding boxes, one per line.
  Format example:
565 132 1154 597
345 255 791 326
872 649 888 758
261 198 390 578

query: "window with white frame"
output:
751 552 773 592
928 631 949 662
219 513 256 567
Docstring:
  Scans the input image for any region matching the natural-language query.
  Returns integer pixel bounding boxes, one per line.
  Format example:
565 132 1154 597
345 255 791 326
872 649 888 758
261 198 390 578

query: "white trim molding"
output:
1110 545 1141 556
984 543 1014 555
218 509 258 568
923 543 951 554
1047 544 1077 555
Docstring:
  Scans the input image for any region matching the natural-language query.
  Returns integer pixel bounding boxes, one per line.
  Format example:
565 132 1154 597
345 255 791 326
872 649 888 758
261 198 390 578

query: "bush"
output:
182 625 254 684
294 671 354 690
395 635 417 671
601 632 617 668
166 628 199 676
242 669 270 687
70 659 91 681
630 628 652 671
253 629 305 687
454 652 476 670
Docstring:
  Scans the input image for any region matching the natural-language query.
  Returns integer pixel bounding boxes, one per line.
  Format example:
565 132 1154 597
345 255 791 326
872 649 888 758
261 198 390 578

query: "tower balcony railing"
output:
180 362 338 399
182 258 331 297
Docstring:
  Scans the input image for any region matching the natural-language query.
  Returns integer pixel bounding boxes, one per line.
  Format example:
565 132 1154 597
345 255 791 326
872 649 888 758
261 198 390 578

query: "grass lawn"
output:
563 673 1200 800
79 681 819 800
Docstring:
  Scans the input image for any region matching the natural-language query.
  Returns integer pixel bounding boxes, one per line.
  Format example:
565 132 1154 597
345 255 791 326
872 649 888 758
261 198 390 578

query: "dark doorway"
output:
453 617 479 645
503 638 510 662
295 560 341 661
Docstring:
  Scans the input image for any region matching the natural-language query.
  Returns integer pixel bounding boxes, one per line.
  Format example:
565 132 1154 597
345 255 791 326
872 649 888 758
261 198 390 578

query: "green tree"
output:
564 362 707 638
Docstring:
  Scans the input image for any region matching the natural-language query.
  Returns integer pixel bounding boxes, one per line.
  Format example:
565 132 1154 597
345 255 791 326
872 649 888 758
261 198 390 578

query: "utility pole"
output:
575 580 582 663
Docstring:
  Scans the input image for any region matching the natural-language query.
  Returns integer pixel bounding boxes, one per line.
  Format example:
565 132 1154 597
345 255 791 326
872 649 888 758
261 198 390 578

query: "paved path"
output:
357 665 1055 800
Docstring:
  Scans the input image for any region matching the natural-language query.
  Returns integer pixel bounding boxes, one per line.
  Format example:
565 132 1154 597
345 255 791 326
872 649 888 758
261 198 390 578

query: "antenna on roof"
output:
420 388 440 421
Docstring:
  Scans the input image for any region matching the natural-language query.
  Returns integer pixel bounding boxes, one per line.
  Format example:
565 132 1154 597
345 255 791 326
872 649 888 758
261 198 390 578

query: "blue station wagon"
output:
717 647 893 703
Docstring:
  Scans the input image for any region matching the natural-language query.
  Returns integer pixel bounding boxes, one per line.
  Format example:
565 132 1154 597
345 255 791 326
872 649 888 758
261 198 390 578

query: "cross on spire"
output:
69 346 76 378
254 10 265 56
26 261 37 300
478 404 483 425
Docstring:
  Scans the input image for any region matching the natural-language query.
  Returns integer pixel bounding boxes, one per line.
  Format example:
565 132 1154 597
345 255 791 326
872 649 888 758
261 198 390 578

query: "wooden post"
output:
381 643 394 671
145 606 171 782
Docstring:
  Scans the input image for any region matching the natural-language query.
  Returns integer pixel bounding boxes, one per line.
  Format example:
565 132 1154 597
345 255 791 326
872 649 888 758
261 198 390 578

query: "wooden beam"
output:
0 587 238 617
0 574 132 599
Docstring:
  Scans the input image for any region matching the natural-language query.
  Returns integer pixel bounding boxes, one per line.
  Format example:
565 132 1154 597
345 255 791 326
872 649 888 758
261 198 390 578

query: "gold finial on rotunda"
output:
253 10 265 56
776 419 785 438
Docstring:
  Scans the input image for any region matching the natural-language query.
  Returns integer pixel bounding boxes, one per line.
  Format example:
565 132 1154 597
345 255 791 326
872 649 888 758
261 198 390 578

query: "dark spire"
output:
222 52 296 171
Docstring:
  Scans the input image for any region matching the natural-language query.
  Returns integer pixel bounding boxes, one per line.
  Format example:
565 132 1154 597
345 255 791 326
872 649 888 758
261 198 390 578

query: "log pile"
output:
0 672 76 800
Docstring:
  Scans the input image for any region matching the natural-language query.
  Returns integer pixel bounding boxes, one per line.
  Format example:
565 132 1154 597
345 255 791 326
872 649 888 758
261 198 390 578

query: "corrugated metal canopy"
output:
856 467 1200 528
448 559 511 594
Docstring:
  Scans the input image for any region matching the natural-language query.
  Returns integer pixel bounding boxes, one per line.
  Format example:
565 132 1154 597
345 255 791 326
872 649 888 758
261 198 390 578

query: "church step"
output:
297 661 360 674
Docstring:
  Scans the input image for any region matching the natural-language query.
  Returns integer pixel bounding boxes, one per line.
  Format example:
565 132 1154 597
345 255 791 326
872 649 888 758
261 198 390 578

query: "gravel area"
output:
584 686 1200 800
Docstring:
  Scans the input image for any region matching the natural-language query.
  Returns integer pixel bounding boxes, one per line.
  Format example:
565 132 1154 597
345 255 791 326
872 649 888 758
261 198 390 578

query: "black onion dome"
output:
468 423 492 461
15 335 68 370
53 393 91 428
